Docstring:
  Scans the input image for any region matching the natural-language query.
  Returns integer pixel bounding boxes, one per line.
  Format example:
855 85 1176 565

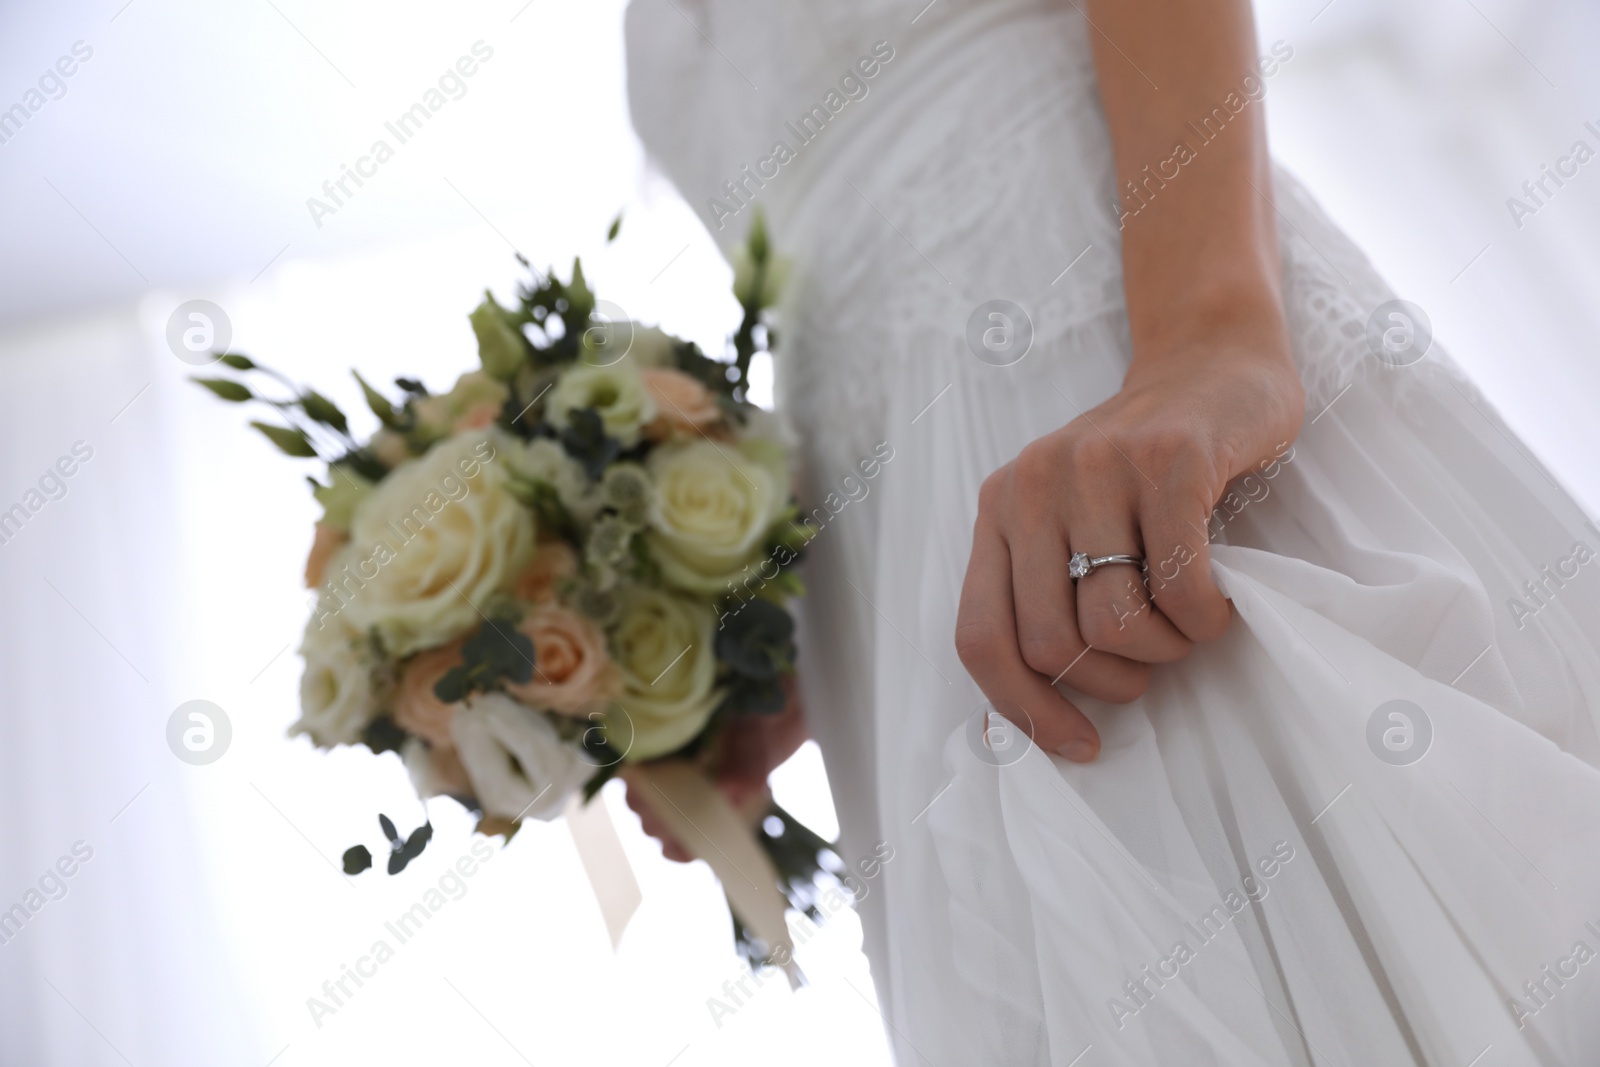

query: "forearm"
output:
1084 0 1288 365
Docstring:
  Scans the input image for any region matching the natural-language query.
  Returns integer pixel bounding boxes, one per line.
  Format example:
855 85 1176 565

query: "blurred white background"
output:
0 0 1597 1064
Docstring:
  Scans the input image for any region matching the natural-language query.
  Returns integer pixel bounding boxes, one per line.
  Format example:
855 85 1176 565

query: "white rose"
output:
292 609 376 747
607 588 720 761
343 430 534 657
546 362 656 447
507 437 597 523
645 438 788 594
450 693 591 821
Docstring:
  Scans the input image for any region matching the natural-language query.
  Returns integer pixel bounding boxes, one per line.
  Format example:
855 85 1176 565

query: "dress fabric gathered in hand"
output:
627 1 1600 1063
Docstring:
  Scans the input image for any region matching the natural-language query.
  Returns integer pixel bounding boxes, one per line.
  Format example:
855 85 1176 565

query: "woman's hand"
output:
623 675 806 862
955 303 1303 762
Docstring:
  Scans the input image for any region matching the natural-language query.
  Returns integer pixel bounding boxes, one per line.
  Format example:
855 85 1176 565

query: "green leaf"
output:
342 844 373 875
469 292 529 381
311 466 374 529
300 390 350 435
249 420 318 457
715 597 796 680
361 717 407 756
352 369 398 427
559 407 620 481
192 377 251 402
218 353 256 371
431 618 536 703
606 213 622 242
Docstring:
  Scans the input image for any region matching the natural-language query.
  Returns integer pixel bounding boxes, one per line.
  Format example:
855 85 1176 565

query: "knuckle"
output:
976 466 1011 511
1100 663 1151 704
1017 626 1070 676
954 619 1000 670
1013 440 1058 489
1077 595 1139 649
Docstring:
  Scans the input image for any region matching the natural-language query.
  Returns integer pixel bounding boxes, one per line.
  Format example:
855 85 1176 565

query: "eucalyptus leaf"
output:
352 369 398 427
249 421 318 457
192 377 251 402
300 390 350 435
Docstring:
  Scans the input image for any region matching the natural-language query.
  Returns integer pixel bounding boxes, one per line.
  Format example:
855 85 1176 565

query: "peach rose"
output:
513 541 580 604
393 641 465 749
642 367 721 440
504 605 622 714
304 524 347 588
452 401 502 433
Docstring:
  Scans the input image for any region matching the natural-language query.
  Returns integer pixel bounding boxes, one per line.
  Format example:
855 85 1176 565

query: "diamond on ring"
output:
1069 551 1146 582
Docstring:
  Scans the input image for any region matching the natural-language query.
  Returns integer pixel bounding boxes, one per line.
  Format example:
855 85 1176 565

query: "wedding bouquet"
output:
195 217 832 968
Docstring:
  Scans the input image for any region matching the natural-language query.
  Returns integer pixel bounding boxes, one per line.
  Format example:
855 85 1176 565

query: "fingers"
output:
1139 471 1231 643
1008 516 1153 703
623 777 691 862
1065 481 1195 664
957 508 1102 762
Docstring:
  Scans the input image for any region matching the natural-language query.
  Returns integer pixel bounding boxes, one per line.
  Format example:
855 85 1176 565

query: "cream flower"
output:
545 362 656 447
343 431 534 657
507 437 596 522
393 640 464 748
413 371 509 440
642 367 722 440
292 614 376 748
645 438 788 594
607 589 720 761
504 605 623 714
451 693 591 821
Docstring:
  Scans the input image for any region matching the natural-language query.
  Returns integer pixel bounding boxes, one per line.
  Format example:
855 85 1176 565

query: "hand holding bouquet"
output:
195 217 835 968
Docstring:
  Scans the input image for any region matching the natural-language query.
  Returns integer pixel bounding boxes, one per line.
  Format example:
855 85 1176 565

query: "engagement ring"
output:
1068 551 1145 582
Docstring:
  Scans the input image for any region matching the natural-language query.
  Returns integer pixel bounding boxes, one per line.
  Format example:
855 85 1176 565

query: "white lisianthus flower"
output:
645 438 788 594
546 362 656 447
292 610 376 747
607 588 720 761
450 693 591 821
507 437 597 522
342 430 534 657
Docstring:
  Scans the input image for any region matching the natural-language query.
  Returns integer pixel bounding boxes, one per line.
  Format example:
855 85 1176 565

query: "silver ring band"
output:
1068 551 1145 582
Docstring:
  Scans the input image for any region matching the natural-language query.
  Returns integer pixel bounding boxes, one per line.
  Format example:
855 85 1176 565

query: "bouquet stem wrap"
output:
626 762 800 985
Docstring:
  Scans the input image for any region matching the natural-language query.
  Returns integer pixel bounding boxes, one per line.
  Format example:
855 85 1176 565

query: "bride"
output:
624 0 1600 1063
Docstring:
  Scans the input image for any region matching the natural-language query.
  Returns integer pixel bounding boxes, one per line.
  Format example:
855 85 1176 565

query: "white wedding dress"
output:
626 2 1600 1063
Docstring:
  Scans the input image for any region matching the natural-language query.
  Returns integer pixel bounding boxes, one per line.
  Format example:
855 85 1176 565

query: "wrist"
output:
1126 281 1290 372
